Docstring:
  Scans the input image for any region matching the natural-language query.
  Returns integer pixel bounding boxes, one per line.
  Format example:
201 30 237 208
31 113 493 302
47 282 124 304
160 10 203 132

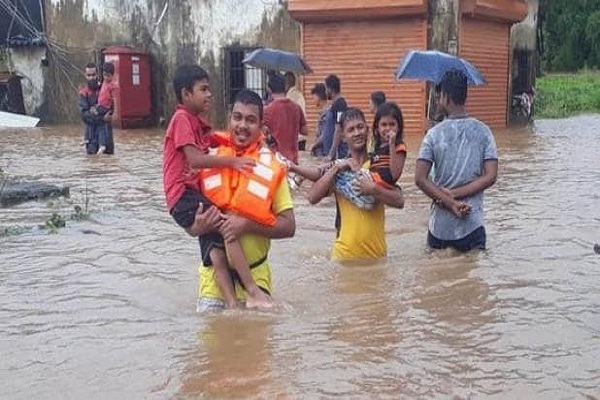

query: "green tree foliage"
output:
542 0 600 71
585 11 600 67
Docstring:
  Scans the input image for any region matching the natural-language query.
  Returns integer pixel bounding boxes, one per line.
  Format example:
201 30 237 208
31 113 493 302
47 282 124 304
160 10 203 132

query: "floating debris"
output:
0 182 70 207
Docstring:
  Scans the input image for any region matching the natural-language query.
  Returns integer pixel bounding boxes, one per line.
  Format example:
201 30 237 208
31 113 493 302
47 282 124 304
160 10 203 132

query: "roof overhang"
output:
288 0 427 22
461 0 528 23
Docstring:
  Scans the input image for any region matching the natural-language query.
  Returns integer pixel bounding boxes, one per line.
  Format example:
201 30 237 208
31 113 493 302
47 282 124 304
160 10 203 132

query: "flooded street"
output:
1 115 599 399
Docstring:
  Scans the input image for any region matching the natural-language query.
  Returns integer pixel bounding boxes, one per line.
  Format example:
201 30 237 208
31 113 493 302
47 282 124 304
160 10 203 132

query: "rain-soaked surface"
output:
1 115 599 399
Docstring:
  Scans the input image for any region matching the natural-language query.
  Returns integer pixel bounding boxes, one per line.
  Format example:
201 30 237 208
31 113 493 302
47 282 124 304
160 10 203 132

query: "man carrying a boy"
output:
197 89 296 311
78 62 114 155
163 64 288 311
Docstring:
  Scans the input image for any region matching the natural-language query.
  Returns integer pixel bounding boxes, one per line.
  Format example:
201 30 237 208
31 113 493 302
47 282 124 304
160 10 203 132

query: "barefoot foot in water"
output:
245 289 275 311
97 145 106 155
224 299 240 310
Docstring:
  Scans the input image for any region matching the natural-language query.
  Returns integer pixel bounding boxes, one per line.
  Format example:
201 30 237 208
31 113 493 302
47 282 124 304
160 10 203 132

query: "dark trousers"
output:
85 122 114 154
427 226 486 252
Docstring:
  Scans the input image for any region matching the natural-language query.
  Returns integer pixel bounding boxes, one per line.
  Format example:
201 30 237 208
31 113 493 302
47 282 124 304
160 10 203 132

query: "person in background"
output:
95 63 117 117
284 71 307 152
77 62 114 155
324 74 348 160
263 70 279 106
426 83 447 130
369 101 407 188
92 62 118 154
309 83 329 157
369 91 386 114
415 69 498 252
284 71 306 117
263 73 307 165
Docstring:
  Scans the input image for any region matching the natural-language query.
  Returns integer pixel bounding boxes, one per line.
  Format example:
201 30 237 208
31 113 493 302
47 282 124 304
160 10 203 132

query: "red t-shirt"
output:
162 105 212 210
97 81 118 110
263 98 306 164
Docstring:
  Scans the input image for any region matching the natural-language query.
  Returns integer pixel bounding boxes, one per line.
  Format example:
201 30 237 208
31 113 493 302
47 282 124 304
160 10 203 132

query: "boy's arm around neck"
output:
183 145 251 170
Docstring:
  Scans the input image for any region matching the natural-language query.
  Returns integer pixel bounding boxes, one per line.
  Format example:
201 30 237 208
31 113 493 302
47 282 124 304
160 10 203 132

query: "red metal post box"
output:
102 46 152 128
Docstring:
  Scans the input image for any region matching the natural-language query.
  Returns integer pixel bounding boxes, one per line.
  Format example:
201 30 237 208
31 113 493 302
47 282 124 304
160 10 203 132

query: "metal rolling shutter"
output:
459 18 510 128
301 18 427 138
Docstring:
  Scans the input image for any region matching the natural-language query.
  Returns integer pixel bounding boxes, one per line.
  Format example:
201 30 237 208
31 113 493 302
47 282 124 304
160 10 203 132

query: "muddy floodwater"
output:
1 115 599 399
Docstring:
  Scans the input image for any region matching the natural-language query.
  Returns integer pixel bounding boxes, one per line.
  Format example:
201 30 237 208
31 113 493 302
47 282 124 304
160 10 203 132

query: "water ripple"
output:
1 118 599 399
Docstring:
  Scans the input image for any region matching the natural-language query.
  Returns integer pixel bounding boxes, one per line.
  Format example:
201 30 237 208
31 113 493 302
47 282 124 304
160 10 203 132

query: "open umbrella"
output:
395 50 485 85
242 47 313 75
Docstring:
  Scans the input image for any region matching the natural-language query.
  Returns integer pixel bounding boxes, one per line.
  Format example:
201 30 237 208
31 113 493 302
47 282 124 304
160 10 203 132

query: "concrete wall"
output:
428 0 458 53
426 0 459 119
6 47 46 116
509 0 539 124
2 45 46 116
4 0 300 126
510 0 538 51
0 49 9 71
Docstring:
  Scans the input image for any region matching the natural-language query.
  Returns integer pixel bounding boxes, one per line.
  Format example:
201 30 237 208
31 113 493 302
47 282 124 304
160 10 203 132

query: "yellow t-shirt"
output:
331 195 386 260
331 160 387 260
198 179 294 300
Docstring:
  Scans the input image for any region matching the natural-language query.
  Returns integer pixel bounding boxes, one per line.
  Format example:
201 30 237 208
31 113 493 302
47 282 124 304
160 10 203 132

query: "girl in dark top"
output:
369 101 407 188
285 105 407 210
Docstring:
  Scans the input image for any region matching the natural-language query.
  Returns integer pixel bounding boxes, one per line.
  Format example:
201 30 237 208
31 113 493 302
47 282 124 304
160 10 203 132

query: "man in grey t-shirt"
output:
415 70 498 251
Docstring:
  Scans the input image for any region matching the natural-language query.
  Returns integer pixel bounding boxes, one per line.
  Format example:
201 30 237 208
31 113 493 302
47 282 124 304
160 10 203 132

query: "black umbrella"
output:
243 48 313 75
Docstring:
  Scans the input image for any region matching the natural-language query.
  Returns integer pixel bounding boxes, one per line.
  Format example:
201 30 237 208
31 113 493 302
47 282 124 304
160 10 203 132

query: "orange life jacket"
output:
198 131 287 226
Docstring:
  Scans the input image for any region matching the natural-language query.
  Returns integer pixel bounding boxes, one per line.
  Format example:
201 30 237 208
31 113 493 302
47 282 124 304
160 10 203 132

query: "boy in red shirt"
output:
92 62 118 154
96 62 117 115
162 65 273 310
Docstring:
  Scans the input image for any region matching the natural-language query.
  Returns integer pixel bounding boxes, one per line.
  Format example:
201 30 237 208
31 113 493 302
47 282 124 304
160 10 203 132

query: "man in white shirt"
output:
284 71 306 117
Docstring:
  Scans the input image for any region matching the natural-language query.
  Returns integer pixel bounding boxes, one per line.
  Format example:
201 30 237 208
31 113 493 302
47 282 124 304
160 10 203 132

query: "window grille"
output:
223 46 267 106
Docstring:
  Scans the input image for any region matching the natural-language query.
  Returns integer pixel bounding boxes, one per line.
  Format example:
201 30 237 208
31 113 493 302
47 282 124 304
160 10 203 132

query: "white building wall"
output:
6 47 46 115
6 0 287 120
511 0 539 51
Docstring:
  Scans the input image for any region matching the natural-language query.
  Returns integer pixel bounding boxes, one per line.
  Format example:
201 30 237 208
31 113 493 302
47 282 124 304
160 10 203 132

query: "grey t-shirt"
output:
417 117 498 241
